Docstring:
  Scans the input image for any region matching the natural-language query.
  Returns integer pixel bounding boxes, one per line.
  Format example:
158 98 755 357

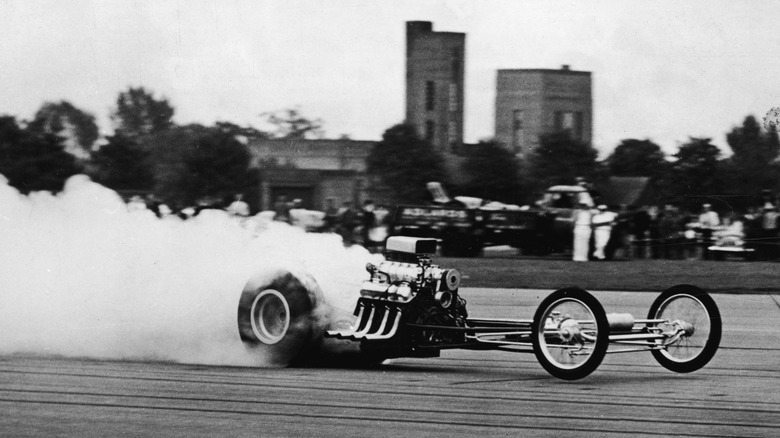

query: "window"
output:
554 111 583 140
574 112 584 140
512 110 524 152
425 120 435 143
562 112 575 131
448 83 458 112
448 120 458 149
425 81 435 111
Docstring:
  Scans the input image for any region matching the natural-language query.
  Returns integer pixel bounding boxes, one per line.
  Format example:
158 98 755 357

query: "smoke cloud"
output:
0 175 378 366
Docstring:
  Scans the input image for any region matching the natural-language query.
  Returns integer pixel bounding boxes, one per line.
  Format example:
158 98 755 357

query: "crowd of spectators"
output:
320 198 389 251
122 189 779 261
124 193 251 221
590 199 780 262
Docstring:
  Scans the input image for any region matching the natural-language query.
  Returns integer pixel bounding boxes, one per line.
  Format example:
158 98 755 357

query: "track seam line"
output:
0 396 766 437
3 368 780 409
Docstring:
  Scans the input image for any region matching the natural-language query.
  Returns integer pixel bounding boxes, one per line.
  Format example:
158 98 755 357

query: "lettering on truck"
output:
484 211 532 230
398 207 471 227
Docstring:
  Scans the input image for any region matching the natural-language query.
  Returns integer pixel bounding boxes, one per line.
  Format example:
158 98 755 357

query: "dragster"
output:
237 236 721 380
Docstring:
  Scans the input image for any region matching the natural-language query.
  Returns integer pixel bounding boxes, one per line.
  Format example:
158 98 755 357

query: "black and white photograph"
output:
1 0 779 436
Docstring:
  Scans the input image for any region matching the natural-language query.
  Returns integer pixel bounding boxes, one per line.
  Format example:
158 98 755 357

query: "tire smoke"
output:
0 175 378 366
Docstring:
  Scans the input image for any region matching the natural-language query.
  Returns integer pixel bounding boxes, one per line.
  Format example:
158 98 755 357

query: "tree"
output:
111 87 175 138
724 115 780 196
262 108 323 139
27 101 99 159
367 123 447 203
459 139 522 203
727 115 780 165
90 133 155 192
0 116 82 193
214 121 268 140
144 125 256 206
526 133 601 194
606 139 667 177
666 137 723 204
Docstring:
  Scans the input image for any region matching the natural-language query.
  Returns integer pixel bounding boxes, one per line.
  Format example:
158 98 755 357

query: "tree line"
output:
369 117 780 211
1 85 778 213
0 87 322 211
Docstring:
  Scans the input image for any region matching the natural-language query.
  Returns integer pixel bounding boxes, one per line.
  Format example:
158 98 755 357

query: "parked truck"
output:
387 183 594 257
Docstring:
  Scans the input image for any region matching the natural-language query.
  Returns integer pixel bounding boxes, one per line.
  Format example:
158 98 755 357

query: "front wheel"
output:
647 285 721 373
532 288 609 380
237 270 322 366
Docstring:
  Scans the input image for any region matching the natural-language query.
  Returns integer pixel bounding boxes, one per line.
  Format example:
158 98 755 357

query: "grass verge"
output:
438 257 780 292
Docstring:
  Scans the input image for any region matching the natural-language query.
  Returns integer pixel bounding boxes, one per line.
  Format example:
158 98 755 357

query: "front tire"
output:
237 271 321 366
647 285 721 373
532 288 609 380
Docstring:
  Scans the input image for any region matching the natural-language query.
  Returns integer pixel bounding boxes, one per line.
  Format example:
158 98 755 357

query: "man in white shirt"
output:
227 194 250 217
698 204 720 229
592 205 617 260
572 202 594 262
698 203 720 259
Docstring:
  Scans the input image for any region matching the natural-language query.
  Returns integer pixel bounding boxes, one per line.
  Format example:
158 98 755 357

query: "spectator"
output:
157 203 173 218
591 205 617 260
606 205 632 260
323 197 339 232
740 206 761 258
760 203 779 260
288 198 306 228
338 201 357 245
715 213 745 237
178 205 196 220
572 202 594 262
658 204 684 259
273 195 291 223
647 205 662 258
194 197 223 216
227 193 250 217
698 203 720 260
698 203 720 229
629 205 651 258
145 194 162 217
360 200 377 250
127 195 147 212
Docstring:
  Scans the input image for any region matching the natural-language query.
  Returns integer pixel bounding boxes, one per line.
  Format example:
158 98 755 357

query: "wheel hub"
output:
250 289 291 345
558 318 582 343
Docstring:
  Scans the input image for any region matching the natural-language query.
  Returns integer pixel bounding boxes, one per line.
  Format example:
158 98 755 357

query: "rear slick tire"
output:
237 270 321 366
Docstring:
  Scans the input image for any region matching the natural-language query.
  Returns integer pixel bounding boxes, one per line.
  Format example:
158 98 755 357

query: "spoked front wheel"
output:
647 285 721 373
532 288 609 380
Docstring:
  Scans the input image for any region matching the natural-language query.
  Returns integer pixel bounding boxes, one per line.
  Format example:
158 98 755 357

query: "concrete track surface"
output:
1 290 779 437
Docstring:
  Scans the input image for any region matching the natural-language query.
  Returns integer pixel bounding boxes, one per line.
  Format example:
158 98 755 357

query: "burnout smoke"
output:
0 175 377 366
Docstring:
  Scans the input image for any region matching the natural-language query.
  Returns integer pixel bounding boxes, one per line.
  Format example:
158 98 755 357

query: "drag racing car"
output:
237 237 721 380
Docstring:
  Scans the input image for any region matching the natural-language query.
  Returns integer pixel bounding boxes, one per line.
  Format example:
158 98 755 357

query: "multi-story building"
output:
495 66 592 158
405 21 465 155
244 26 594 214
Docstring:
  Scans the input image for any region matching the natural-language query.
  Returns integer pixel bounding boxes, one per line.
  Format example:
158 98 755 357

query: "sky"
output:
1 0 779 156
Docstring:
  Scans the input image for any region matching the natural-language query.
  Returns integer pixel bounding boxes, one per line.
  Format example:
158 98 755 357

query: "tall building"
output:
405 21 465 154
495 66 592 158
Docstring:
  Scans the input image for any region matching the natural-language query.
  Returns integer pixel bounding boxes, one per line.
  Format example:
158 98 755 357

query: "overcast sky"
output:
1 0 779 156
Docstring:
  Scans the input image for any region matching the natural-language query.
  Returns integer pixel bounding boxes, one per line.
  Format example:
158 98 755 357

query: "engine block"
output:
326 236 467 348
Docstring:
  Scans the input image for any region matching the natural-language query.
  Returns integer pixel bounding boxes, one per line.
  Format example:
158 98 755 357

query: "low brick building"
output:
247 138 378 211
